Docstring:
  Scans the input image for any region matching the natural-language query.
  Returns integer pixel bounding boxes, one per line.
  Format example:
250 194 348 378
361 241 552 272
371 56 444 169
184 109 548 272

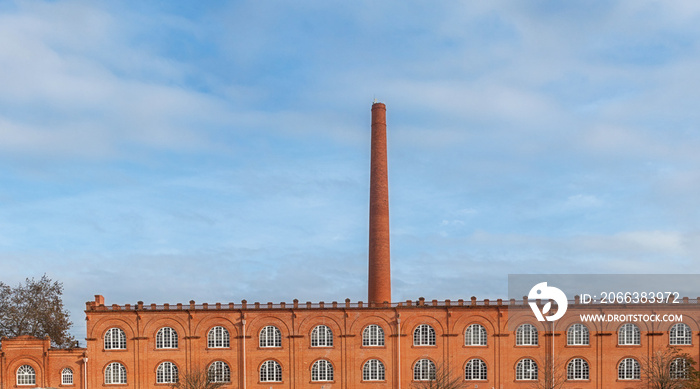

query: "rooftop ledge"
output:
85 295 700 312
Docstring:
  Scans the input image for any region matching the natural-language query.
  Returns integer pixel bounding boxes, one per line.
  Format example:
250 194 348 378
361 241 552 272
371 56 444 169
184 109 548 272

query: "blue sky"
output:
1 1 700 340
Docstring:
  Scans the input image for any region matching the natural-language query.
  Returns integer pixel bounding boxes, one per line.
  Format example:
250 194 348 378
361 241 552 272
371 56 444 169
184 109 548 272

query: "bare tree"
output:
640 347 700 389
170 367 225 389
411 360 468 389
528 355 567 389
0 275 75 348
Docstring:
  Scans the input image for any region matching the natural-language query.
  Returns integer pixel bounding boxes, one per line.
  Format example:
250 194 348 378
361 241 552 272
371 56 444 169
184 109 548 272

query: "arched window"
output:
567 324 589 346
62 368 74 385
104 328 126 349
670 323 692 345
362 324 385 346
465 324 487 346
618 358 640 380
156 362 178 384
413 324 436 346
311 360 334 382
105 362 127 384
208 361 230 383
260 326 282 348
413 359 436 381
260 360 282 382
465 359 487 380
156 327 178 349
567 358 589 380
207 326 229 348
17 365 36 386
670 358 689 379
516 324 538 346
516 359 538 380
311 325 333 347
363 359 385 381
618 323 640 345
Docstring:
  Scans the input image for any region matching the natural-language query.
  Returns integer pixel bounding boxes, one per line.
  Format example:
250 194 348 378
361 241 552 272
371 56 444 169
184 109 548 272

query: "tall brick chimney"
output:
368 102 391 305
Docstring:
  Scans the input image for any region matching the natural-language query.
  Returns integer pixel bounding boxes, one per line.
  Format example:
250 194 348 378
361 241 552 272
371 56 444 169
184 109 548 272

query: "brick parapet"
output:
85 296 700 312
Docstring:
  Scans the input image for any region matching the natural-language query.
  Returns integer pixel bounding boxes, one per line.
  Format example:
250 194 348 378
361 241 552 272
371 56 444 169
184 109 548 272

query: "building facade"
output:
4 296 698 388
0 335 86 389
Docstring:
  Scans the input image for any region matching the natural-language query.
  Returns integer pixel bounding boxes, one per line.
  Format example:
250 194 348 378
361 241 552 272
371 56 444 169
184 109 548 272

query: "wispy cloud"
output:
1 0 700 340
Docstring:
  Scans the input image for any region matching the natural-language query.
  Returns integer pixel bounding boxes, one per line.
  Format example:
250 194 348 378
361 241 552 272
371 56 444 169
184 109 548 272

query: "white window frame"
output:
104 328 126 350
156 362 178 384
465 358 487 380
362 359 385 381
311 360 334 382
516 324 538 346
260 360 282 382
311 325 333 347
465 323 487 346
670 323 692 345
516 359 538 380
618 323 641 345
670 357 689 379
62 367 74 385
207 326 230 348
260 325 282 348
413 324 436 346
618 358 640 380
413 359 436 381
567 323 589 346
208 361 230 383
567 358 589 380
105 362 127 384
17 365 36 386
362 324 385 347
156 327 179 349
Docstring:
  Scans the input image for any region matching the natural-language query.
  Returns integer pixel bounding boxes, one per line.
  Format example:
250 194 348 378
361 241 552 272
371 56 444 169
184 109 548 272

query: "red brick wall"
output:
77 296 700 388
0 335 85 388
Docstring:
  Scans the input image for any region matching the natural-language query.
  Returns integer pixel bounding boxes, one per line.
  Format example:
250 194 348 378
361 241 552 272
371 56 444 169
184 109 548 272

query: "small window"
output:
311 360 334 382
516 359 538 380
465 323 487 346
311 325 333 347
670 357 689 379
208 361 230 383
260 360 282 382
516 324 538 346
567 358 589 380
618 358 640 380
465 359 487 380
362 324 385 346
104 328 126 350
208 326 230 348
413 324 436 346
62 368 74 385
156 362 178 384
260 325 282 348
105 362 127 384
567 324 589 346
670 323 692 345
156 327 178 349
413 359 436 381
618 323 641 345
362 359 385 381
17 365 36 386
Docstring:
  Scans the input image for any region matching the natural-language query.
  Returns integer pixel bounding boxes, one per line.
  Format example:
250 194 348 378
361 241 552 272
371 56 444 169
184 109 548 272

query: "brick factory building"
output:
2 103 698 388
